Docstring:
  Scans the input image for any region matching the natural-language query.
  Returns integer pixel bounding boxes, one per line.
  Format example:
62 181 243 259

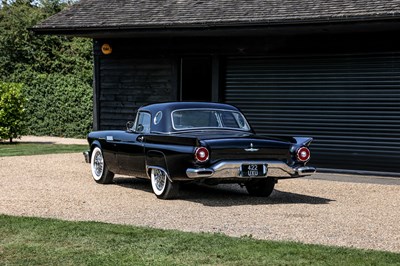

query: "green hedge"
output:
13 72 93 138
0 82 26 142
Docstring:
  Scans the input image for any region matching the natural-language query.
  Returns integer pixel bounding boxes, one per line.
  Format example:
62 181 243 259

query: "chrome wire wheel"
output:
90 146 114 184
91 147 104 181
150 167 180 199
151 168 167 196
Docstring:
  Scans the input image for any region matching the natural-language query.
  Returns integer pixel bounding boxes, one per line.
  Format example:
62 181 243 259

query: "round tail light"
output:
195 147 209 163
297 147 311 162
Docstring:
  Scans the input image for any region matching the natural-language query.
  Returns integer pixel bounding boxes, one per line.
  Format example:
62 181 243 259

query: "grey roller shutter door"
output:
224 54 400 172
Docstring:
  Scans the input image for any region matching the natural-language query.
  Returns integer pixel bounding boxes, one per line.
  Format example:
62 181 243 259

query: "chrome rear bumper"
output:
186 160 316 179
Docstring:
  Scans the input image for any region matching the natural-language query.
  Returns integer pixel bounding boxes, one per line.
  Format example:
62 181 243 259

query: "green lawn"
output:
0 143 87 157
0 215 399 265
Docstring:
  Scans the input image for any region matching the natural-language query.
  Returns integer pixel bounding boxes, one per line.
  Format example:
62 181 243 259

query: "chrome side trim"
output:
146 165 174 183
186 160 316 179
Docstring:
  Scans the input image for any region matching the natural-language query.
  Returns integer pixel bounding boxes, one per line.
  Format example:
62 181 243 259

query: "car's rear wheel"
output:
91 146 114 184
150 168 180 199
245 178 275 197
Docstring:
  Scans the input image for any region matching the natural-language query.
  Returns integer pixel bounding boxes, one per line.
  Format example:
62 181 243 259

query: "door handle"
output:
137 136 144 142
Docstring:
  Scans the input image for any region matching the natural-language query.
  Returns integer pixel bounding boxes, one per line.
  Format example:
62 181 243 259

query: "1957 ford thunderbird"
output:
84 102 316 199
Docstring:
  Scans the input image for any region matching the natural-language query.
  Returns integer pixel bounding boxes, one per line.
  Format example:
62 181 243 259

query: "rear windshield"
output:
172 109 250 131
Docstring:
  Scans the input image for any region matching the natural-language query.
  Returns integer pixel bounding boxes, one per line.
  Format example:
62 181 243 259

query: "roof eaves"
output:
31 15 400 36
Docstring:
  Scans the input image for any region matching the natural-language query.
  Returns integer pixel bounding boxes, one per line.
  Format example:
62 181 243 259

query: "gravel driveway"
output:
1 147 399 253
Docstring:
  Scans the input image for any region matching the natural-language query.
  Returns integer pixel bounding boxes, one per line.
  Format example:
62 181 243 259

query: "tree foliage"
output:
0 82 26 142
0 0 93 138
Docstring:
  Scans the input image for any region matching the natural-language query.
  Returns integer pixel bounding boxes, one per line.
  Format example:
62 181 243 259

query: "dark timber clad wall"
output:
99 57 176 130
224 54 400 172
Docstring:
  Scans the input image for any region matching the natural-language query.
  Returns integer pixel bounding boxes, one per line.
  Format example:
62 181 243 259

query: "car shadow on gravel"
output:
180 183 334 207
113 177 334 207
114 177 154 193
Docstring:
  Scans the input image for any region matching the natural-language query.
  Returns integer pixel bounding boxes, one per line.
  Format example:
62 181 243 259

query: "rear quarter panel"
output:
145 135 198 180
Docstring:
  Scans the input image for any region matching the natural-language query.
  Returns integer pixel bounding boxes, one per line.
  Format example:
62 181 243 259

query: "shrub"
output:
0 82 26 142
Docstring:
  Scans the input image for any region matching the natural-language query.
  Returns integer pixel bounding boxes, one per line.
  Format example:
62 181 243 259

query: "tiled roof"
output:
34 0 400 31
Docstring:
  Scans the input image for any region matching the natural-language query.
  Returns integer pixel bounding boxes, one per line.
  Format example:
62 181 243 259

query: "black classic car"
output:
84 102 316 199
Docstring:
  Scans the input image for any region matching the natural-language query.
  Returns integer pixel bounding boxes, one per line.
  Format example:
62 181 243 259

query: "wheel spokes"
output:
154 169 166 191
94 152 104 176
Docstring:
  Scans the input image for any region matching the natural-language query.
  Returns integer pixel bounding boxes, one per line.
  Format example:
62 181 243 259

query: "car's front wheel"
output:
90 146 114 184
245 178 276 197
150 168 180 199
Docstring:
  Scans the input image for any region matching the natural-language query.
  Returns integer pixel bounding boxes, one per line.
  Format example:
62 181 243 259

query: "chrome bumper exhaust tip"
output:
186 168 214 178
295 166 317 176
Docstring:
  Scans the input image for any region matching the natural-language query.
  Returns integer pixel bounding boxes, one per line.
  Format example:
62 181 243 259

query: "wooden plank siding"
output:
98 56 177 130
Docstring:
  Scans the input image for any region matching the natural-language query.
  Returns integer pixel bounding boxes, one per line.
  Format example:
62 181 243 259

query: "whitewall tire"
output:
150 168 179 199
91 147 114 184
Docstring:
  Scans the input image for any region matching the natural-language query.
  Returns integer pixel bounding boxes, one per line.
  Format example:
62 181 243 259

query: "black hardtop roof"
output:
139 102 240 114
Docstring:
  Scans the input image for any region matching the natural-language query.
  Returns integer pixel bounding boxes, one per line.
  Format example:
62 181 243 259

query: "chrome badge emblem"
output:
245 143 259 152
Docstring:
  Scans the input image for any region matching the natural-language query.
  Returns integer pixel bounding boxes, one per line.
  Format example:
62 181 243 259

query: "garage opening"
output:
180 57 212 101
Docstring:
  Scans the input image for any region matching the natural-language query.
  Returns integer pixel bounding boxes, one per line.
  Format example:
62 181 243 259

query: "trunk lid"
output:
204 137 291 163
176 130 292 163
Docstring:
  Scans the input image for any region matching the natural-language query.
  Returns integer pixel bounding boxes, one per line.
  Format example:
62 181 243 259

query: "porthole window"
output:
154 111 163 125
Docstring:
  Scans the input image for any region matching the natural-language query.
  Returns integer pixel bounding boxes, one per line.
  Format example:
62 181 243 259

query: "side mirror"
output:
126 121 134 131
136 124 144 132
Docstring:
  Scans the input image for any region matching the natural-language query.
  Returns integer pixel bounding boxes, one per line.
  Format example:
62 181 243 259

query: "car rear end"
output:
186 134 315 180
